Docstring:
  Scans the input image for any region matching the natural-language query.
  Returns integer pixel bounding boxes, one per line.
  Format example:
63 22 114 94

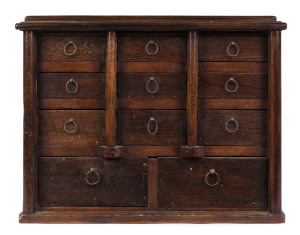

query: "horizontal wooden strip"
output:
38 62 106 72
118 98 186 109
38 146 266 157
199 62 268 73
118 62 186 73
198 99 267 109
38 99 105 109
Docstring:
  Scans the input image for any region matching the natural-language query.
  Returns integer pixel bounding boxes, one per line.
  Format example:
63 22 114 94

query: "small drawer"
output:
157 157 268 209
38 35 106 62
38 110 105 146
198 35 267 61
38 157 148 207
198 73 267 99
118 35 186 62
117 110 186 146
198 110 267 146
118 73 186 99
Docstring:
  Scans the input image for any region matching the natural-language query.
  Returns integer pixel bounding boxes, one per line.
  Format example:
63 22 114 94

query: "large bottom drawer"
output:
157 157 268 209
38 157 148 207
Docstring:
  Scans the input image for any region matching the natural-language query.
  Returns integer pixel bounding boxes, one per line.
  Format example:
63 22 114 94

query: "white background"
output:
0 0 298 234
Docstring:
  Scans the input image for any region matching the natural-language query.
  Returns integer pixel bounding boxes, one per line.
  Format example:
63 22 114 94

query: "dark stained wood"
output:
198 73 267 98
198 99 267 109
38 110 105 146
268 31 282 214
180 146 204 158
117 110 186 146
124 146 180 157
23 31 38 214
39 98 105 110
38 62 106 72
148 158 158 208
118 98 185 109
199 62 267 73
199 34 267 61
204 146 266 156
118 62 186 73
118 35 186 62
118 73 186 99
198 110 267 146
157 157 268 209
38 157 148 207
105 31 117 147
38 35 106 62
99 146 124 158
187 31 198 146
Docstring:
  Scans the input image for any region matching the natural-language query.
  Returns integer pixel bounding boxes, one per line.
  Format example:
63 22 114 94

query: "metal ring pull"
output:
145 40 159 55
147 117 158 135
225 77 238 93
146 77 159 94
205 169 220 187
64 41 77 56
85 168 100 186
226 41 239 57
66 78 79 94
225 118 239 133
64 118 78 134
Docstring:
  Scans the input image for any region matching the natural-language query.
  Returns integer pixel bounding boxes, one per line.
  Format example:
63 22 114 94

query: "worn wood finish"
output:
198 73 267 98
199 35 267 61
118 98 186 109
198 110 267 146
118 35 186 61
38 98 105 110
199 62 267 73
38 157 148 207
268 31 282 214
38 35 106 62
23 31 38 214
118 73 186 99
148 158 158 208
158 157 268 208
117 110 186 146
198 99 267 109
38 62 106 72
38 110 105 146
118 62 185 73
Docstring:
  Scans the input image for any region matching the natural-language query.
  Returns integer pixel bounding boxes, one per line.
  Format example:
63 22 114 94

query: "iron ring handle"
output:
85 168 100 186
147 117 158 135
205 169 220 187
145 40 159 55
64 118 78 134
64 40 77 56
146 77 159 94
226 41 239 57
225 118 239 133
66 78 79 94
225 77 238 93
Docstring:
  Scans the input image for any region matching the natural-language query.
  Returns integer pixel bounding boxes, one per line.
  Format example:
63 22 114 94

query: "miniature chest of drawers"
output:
16 16 287 223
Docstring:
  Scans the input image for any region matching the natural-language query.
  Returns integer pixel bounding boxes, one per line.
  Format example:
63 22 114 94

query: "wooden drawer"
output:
198 35 267 61
157 157 268 209
198 73 267 99
118 35 186 62
38 73 105 109
38 110 105 146
38 157 148 207
198 110 267 146
38 35 106 62
117 110 186 146
118 73 186 99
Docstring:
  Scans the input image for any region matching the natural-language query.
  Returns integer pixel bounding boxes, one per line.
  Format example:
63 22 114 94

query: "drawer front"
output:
118 73 186 99
38 35 106 62
38 110 105 146
38 73 105 99
157 157 268 209
38 157 148 207
198 35 267 61
117 110 186 146
118 36 186 62
198 73 267 99
198 110 267 146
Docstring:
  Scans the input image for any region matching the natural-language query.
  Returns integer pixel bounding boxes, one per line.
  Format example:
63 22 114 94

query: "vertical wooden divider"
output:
187 31 198 147
23 31 38 214
268 31 282 214
105 31 117 147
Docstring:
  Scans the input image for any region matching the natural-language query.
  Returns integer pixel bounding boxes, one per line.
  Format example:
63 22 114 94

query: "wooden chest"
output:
15 16 287 223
